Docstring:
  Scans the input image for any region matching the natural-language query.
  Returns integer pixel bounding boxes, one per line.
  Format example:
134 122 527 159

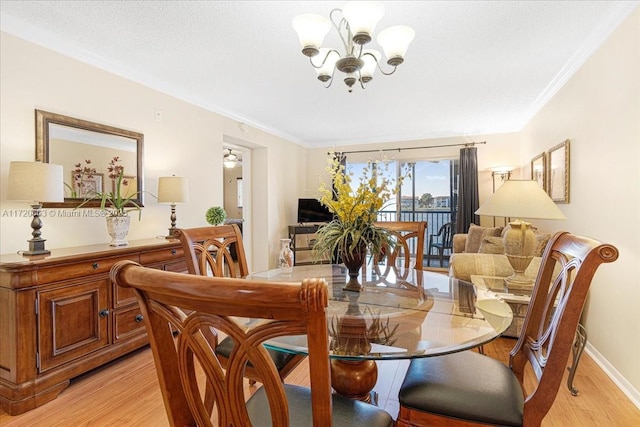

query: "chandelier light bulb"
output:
292 14 331 56
342 1 385 44
377 25 415 65
360 49 380 82
313 48 340 82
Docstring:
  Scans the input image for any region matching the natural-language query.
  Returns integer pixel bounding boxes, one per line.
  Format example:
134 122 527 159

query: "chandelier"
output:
292 1 415 92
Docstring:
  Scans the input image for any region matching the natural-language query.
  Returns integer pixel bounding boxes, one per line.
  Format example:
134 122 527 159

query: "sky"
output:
347 159 452 200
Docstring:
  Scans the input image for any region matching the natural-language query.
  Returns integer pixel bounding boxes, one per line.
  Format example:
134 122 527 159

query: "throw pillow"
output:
464 224 504 253
478 236 505 254
535 233 552 257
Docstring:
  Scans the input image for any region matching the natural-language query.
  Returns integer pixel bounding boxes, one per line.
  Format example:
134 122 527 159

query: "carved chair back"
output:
510 231 618 425
174 225 248 278
372 221 427 272
110 261 332 426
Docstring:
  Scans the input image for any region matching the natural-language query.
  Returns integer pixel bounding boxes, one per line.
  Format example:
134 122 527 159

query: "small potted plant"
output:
206 206 227 226
76 157 142 246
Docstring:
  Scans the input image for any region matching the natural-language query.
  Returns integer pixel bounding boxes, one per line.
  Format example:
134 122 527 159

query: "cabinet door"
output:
37 279 110 372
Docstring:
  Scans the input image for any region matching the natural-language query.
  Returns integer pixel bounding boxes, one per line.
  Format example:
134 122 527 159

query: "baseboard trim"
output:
585 342 640 409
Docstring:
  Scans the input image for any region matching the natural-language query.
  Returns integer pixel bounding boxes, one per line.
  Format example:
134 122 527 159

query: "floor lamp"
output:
475 180 566 291
7 161 64 256
158 176 189 239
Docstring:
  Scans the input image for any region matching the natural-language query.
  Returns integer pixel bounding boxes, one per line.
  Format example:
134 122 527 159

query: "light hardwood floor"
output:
1 338 638 426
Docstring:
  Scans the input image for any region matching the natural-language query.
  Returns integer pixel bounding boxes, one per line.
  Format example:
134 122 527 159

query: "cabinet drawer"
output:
165 260 188 273
113 282 137 307
113 305 146 343
36 255 138 284
139 247 183 265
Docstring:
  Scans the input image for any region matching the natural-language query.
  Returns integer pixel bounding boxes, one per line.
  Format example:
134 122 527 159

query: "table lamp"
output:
157 176 189 238
475 180 566 290
7 161 64 256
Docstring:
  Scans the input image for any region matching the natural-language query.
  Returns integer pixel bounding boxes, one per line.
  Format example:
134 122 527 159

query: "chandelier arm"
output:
329 8 350 53
325 65 338 88
376 62 399 76
358 70 367 90
309 49 342 69
323 78 334 89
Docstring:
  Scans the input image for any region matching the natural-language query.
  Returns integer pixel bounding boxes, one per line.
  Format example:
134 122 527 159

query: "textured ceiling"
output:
1 1 637 148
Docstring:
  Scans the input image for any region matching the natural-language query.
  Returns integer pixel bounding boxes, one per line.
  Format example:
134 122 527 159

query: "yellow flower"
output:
313 153 407 260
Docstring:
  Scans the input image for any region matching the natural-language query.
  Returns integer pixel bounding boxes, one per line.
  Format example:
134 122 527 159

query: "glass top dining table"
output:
246 263 513 361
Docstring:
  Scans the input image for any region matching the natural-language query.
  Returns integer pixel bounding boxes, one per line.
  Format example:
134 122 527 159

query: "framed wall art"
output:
73 172 103 198
547 139 570 203
530 152 546 191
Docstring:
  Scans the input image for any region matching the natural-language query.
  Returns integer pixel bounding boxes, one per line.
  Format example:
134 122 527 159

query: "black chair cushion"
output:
399 350 524 427
247 384 394 427
216 336 296 369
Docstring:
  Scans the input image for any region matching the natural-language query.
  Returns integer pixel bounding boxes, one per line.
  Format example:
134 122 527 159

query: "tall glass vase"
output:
278 238 294 275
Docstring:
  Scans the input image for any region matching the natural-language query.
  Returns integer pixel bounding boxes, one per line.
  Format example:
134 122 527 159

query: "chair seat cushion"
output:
398 350 524 427
247 384 393 427
216 336 296 369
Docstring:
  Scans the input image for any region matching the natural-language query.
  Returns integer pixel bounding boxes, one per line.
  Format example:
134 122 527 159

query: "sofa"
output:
449 224 549 282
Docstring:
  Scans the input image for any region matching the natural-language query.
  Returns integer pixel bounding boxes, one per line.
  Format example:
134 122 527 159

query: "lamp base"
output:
504 219 537 292
23 237 51 256
165 227 177 239
504 267 535 292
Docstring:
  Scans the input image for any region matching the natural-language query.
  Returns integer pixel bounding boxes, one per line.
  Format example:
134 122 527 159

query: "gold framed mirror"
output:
547 139 570 204
35 110 144 208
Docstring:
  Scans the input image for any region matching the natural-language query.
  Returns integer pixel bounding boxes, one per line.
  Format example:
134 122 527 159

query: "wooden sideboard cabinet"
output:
0 238 187 415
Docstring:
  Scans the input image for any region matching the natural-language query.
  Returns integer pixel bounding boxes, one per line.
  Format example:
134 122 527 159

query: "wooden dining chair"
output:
110 261 394 427
174 225 306 385
373 221 427 271
396 231 618 427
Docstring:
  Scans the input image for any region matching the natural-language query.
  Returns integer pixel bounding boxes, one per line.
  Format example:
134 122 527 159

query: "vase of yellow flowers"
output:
77 157 142 246
313 154 404 292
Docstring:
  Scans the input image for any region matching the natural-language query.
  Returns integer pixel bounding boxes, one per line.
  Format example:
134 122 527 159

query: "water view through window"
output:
346 158 458 266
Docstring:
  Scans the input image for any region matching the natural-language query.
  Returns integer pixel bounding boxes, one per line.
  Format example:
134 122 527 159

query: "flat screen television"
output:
297 198 333 224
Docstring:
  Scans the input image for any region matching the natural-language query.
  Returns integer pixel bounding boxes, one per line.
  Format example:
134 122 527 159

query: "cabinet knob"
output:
171 249 177 255
92 262 99 270
135 314 144 322
99 309 109 317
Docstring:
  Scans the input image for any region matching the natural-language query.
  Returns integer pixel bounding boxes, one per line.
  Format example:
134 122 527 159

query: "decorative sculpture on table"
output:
313 153 406 291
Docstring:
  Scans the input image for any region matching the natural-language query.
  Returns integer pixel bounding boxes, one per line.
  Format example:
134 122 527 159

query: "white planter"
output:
106 215 131 246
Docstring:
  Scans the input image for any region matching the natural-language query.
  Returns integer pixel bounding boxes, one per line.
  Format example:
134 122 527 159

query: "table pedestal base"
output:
330 359 378 403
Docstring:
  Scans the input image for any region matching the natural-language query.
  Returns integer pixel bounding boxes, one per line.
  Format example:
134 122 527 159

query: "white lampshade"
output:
157 176 189 204
377 25 415 62
360 49 380 79
342 1 385 38
313 48 340 78
475 180 566 220
292 14 331 50
7 161 64 202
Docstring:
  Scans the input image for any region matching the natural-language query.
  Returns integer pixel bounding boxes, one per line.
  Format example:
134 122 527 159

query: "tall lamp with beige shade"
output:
475 180 566 290
8 161 64 256
157 176 189 239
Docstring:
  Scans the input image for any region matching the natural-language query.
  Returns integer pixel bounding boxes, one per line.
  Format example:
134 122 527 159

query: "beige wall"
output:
0 32 305 270
520 8 640 401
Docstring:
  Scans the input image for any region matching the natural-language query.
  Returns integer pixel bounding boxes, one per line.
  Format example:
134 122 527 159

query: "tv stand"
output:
288 225 330 266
